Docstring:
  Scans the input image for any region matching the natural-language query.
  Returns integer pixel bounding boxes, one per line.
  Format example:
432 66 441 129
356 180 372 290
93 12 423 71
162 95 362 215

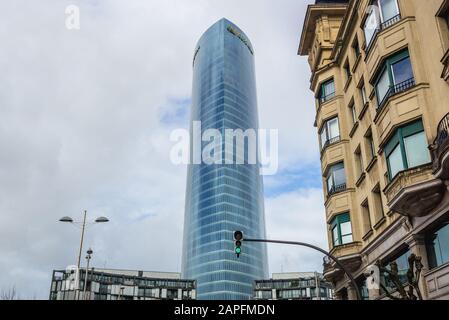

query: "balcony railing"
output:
381 14 401 30
436 113 449 146
431 112 449 177
377 77 416 113
328 183 347 197
366 13 402 53
319 92 336 105
322 136 341 151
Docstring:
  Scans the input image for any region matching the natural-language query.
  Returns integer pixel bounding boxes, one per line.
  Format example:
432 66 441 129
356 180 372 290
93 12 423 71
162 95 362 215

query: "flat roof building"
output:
254 272 334 300
49 267 196 300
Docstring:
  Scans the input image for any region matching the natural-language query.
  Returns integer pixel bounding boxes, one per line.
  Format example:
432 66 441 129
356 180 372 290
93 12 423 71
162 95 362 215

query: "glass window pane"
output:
364 9 379 44
333 166 346 186
332 226 340 246
324 81 335 97
379 0 399 22
391 57 413 85
351 105 357 124
328 118 340 139
434 224 449 267
404 131 430 168
376 68 391 104
388 144 404 178
327 176 334 192
320 129 327 149
361 85 368 104
340 221 352 236
341 234 353 245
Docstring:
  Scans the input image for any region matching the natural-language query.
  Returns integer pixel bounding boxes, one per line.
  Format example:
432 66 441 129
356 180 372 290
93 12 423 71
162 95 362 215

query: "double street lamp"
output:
59 210 109 299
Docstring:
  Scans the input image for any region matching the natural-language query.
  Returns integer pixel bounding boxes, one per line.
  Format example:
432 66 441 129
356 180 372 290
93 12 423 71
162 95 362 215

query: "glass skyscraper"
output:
181 18 269 300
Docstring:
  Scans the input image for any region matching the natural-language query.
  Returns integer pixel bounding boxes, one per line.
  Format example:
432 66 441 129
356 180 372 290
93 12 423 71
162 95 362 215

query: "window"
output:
320 117 340 150
361 199 372 236
326 162 346 195
364 6 379 47
357 277 370 300
372 185 385 222
355 146 364 178
361 84 368 105
319 79 336 104
353 38 361 58
385 120 431 180
331 213 353 246
381 250 410 291
364 0 400 47
375 50 414 108
378 0 400 23
350 102 357 125
344 60 351 82
367 133 376 161
427 223 449 269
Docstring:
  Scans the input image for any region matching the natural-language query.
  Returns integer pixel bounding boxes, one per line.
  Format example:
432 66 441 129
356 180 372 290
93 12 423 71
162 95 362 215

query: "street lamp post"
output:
59 210 109 300
83 248 93 300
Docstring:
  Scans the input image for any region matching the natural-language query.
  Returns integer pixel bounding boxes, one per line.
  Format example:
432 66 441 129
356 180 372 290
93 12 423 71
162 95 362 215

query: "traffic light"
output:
234 231 243 258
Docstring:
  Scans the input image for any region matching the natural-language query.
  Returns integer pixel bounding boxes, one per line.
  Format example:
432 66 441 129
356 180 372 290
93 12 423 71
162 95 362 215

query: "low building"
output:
49 267 196 300
253 272 334 300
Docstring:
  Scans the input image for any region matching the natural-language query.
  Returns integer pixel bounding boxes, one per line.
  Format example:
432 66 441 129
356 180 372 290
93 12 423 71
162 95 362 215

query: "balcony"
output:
430 112 449 180
366 14 402 54
377 77 416 114
383 164 445 217
323 244 362 282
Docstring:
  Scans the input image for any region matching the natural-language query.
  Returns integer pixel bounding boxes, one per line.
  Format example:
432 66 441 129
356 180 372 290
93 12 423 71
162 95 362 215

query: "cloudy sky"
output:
0 0 327 299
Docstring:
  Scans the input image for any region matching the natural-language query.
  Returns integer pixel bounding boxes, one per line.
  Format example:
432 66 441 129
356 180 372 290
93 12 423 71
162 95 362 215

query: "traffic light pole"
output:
243 237 362 300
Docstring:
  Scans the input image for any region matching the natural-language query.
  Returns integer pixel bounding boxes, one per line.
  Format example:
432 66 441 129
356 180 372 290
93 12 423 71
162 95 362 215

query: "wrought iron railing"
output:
319 92 336 105
328 183 347 197
381 14 401 30
431 112 449 174
322 136 341 151
436 113 449 146
366 13 402 53
377 77 416 113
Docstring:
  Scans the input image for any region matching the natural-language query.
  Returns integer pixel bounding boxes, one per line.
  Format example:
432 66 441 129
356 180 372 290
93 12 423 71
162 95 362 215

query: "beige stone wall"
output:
299 0 449 298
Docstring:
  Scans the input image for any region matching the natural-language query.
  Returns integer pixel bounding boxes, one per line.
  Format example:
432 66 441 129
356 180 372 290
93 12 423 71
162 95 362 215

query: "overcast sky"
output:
0 0 327 299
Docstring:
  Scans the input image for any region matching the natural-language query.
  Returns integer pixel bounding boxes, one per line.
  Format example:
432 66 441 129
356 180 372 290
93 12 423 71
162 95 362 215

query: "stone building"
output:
298 0 449 299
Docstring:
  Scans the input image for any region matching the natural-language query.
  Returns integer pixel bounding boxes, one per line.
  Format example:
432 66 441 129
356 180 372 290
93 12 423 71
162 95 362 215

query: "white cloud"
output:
265 188 329 275
0 0 320 299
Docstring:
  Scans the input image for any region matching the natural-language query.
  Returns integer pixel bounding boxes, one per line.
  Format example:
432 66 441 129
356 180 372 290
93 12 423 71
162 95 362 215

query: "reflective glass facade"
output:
182 19 268 300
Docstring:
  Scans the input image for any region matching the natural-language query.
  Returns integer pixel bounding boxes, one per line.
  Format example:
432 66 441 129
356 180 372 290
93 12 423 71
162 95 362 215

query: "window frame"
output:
384 120 430 180
374 50 413 107
378 0 400 23
361 84 368 105
330 213 353 247
350 102 358 125
319 79 336 104
353 37 361 58
326 162 346 195
427 222 449 269
319 117 340 150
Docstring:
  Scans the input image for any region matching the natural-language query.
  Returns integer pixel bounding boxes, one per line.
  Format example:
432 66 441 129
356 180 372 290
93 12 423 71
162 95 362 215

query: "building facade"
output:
181 18 269 300
299 0 449 299
254 272 334 300
49 267 196 300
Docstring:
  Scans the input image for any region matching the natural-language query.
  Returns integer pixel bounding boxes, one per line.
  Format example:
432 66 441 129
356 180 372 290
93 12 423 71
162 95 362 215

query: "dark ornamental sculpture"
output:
375 254 423 300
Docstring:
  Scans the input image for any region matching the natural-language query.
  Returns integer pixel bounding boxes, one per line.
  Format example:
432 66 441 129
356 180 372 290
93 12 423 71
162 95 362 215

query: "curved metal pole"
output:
244 238 362 300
